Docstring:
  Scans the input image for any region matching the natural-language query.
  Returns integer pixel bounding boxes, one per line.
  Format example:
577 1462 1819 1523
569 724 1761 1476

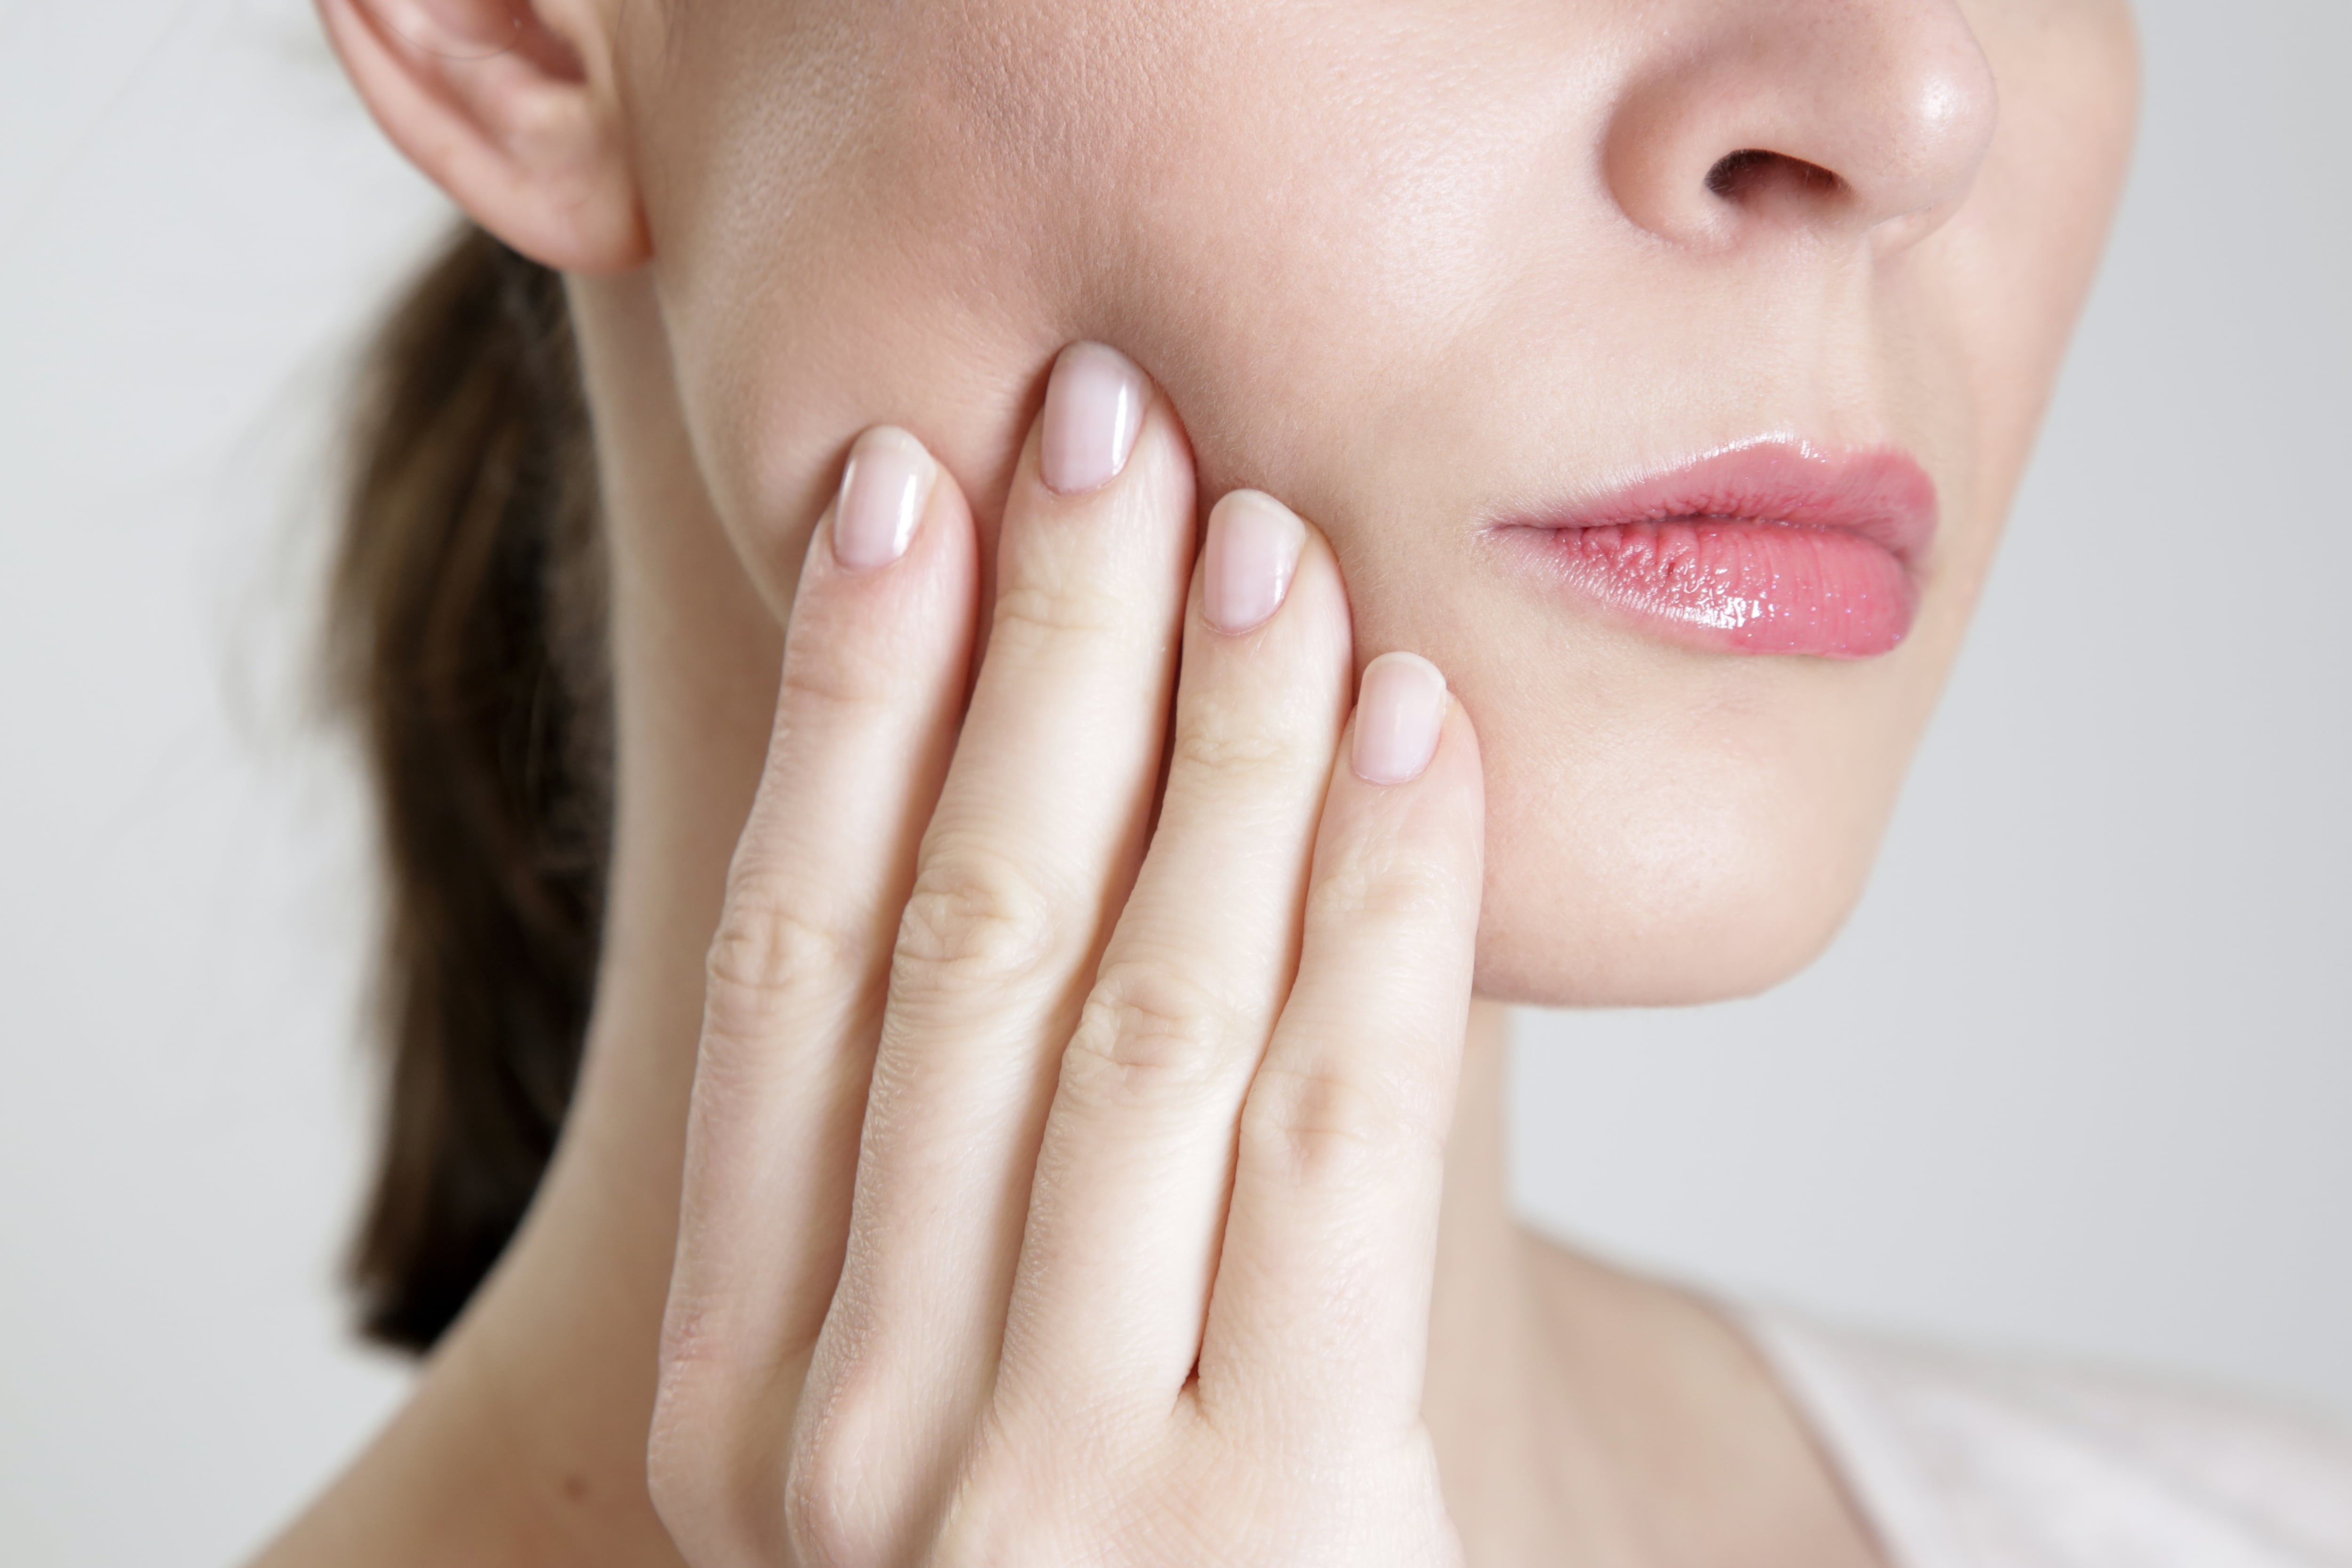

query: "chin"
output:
1466 727 1884 1009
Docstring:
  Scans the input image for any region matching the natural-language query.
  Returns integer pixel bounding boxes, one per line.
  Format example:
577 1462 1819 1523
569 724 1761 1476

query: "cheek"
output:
651 203 1057 618
634 2 1560 615
620 0 2129 1007
629 10 1100 611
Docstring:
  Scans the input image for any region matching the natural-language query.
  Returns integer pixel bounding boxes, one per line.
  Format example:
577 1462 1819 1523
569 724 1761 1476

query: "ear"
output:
318 0 647 272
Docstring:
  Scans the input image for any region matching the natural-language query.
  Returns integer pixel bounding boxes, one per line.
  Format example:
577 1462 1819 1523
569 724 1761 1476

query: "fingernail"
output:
833 427 935 572
1040 342 1146 495
1351 653 1448 786
1202 491 1307 635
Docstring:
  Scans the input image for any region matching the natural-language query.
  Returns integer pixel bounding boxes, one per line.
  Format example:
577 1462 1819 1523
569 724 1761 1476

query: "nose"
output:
1603 0 1999 252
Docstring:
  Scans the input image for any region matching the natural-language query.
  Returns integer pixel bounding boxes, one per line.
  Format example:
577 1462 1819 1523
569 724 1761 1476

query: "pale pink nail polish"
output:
833 428 934 571
1040 342 1147 495
1203 491 1307 634
1351 653 1448 785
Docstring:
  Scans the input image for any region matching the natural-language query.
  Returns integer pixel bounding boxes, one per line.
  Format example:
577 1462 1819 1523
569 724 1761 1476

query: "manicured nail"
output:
833 427 935 571
1040 342 1147 495
1202 490 1307 635
1351 652 1448 785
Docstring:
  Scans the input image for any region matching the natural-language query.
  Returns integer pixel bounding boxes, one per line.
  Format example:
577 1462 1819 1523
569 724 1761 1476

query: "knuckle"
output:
781 1401 895 1568
644 1417 719 1543
1168 705 1301 780
1061 959 1240 1105
893 843 1065 989
700 898 862 1083
776 614 904 713
779 1457 861 1568
705 887 858 1016
1306 838 1461 931
1241 1058 1436 1187
989 576 1127 651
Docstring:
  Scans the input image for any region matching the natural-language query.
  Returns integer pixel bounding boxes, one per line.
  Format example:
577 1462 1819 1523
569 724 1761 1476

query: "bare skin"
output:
262 0 2137 1561
258 312 1882 1567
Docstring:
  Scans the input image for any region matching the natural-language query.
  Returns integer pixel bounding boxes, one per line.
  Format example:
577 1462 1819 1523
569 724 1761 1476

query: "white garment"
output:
1740 1311 2352 1568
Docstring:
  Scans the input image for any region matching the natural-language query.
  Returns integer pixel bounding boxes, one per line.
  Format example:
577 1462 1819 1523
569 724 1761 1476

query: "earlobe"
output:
318 0 648 274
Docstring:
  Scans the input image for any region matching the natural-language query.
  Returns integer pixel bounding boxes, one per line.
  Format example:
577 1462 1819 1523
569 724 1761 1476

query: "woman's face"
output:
614 0 2136 1005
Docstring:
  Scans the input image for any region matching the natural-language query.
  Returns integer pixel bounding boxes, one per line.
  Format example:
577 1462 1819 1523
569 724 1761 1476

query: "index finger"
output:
660 428 977 1419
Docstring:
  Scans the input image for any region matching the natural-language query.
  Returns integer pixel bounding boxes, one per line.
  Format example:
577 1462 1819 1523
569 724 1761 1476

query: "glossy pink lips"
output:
1500 442 1938 658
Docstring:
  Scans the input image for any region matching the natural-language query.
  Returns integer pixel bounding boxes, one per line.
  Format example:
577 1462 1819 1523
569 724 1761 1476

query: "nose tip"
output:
1605 0 2000 251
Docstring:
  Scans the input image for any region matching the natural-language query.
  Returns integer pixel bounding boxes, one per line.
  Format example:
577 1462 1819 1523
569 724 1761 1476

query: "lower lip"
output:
1528 517 1917 658
1496 443 1935 659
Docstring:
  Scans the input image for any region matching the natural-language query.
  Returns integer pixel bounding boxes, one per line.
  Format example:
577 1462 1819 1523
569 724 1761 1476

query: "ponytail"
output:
326 225 612 1352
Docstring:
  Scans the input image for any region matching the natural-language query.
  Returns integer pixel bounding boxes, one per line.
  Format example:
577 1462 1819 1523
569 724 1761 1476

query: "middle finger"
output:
801 343 1193 1486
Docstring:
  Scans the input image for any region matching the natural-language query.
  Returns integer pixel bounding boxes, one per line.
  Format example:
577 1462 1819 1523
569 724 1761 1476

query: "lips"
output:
1496 441 1938 659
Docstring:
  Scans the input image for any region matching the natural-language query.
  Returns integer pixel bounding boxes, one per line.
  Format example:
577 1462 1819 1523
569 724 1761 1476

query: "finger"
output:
1198 655 1484 1441
994 491 1351 1426
658 427 976 1437
804 345 1194 1469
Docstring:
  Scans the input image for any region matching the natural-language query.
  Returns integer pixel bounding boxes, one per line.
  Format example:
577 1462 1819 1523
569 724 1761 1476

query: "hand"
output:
648 342 1486 1567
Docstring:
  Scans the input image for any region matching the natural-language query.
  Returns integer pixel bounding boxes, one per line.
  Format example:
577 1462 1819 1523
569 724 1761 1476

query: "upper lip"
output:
1496 438 1939 570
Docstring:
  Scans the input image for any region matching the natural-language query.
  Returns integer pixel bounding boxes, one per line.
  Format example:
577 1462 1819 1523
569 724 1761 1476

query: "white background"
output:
1 1 2345 1563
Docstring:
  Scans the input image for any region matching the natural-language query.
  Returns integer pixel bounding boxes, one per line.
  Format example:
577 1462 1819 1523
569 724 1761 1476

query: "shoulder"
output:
1736 1307 2352 1568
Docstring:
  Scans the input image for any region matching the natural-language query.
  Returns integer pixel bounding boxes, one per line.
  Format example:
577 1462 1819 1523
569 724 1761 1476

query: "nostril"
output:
1608 3 1996 250
1705 148 1845 205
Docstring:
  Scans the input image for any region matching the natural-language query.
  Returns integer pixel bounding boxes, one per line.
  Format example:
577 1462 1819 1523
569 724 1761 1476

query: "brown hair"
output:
326 224 613 1353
